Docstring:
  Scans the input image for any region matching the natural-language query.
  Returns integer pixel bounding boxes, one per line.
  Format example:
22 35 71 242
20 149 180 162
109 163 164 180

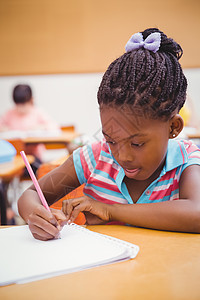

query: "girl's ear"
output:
169 114 184 139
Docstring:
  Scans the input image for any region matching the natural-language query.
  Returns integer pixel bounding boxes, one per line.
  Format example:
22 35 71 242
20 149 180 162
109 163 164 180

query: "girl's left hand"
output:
62 196 110 225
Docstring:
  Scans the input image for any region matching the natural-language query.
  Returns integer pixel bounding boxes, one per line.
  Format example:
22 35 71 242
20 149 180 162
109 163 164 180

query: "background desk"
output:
0 155 34 225
0 225 199 299
187 132 200 140
0 155 34 181
23 130 79 149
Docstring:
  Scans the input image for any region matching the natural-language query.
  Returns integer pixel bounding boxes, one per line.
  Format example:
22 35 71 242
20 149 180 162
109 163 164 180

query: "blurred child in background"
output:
0 84 59 172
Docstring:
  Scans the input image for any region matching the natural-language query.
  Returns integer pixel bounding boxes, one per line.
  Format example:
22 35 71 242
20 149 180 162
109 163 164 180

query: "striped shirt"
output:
73 139 200 204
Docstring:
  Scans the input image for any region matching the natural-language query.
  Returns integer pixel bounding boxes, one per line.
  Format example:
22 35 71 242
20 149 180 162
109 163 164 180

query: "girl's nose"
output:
117 142 133 162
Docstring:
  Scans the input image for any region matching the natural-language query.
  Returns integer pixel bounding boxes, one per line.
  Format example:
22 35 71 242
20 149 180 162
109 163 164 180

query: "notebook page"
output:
0 224 139 286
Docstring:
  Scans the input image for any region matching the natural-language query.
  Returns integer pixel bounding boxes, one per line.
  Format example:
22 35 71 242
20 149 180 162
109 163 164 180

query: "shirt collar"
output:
161 139 188 176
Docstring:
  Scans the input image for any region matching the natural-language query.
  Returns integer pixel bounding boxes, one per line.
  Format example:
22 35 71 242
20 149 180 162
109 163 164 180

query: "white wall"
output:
0 69 200 139
183 69 200 112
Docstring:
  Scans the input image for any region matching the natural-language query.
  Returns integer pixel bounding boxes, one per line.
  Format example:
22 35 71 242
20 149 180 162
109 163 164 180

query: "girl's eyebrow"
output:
102 131 147 140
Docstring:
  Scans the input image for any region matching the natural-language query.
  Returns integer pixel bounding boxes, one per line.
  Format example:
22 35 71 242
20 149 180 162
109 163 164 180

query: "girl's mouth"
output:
124 168 140 177
125 168 139 173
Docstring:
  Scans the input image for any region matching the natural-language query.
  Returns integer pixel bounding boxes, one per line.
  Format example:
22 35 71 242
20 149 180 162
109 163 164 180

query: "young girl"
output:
18 28 200 240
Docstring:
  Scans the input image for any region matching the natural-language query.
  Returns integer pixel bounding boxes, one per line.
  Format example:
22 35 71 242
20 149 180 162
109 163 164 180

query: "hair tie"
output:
125 32 161 53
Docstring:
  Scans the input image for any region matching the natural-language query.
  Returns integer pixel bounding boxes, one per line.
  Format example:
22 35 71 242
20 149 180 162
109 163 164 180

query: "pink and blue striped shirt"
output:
73 139 200 204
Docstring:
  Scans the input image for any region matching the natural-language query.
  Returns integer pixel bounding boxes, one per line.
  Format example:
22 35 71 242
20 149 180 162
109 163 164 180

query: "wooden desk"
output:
0 225 199 299
0 155 34 225
187 132 200 139
0 155 34 181
23 131 79 147
50 155 69 166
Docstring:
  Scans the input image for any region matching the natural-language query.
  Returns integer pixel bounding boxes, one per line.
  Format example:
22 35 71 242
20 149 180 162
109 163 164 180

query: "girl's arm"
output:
63 165 200 233
18 155 80 240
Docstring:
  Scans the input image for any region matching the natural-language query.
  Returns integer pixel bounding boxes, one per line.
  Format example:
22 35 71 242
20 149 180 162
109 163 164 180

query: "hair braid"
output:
98 28 187 120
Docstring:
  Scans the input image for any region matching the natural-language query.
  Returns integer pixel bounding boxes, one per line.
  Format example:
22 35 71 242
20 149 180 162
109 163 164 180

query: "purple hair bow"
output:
125 32 161 53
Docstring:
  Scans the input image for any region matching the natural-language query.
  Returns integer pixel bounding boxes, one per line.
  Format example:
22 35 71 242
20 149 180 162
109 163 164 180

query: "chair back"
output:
6 139 25 155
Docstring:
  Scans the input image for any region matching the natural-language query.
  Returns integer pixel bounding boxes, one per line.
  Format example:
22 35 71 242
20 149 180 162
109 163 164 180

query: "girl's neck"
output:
124 157 166 204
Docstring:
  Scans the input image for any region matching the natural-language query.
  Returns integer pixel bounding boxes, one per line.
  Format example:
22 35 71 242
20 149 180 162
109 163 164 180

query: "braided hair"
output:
97 28 187 120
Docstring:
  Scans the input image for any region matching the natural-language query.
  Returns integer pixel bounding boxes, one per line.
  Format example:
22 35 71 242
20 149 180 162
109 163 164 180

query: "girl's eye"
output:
131 142 144 147
107 140 116 145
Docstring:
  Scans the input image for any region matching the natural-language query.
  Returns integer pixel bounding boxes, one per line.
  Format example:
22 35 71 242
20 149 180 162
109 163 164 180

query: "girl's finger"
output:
70 202 91 222
62 199 80 219
69 204 82 222
62 199 68 215
51 209 67 228
62 200 71 219
28 223 55 240
34 205 58 227
28 213 60 237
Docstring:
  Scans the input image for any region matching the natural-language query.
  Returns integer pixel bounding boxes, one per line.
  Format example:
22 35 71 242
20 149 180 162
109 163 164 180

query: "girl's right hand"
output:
27 205 67 241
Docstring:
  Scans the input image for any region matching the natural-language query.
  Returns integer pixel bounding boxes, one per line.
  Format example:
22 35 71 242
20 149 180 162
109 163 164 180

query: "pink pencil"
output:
20 151 51 212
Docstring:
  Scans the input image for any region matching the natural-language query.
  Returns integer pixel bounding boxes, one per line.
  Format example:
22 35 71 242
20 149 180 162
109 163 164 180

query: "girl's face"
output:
100 104 173 181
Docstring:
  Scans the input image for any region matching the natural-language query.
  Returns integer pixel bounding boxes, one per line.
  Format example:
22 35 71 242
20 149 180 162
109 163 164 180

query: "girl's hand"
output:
62 196 110 225
27 205 67 241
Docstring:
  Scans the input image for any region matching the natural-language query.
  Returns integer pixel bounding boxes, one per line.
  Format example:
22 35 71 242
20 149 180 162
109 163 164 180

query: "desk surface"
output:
187 133 200 139
0 225 200 300
0 155 34 181
23 130 79 144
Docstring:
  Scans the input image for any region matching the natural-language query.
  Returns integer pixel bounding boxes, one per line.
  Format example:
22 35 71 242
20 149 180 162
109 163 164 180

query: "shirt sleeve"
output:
73 141 102 184
182 141 200 172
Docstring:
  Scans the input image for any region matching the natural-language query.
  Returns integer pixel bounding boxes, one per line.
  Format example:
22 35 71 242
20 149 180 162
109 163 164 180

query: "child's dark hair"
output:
97 28 187 120
13 84 32 104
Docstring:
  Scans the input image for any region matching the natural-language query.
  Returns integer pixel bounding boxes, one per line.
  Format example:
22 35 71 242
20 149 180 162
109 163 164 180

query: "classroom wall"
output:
0 0 200 75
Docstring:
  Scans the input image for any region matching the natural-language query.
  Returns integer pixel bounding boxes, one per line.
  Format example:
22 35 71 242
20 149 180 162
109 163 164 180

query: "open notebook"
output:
0 224 139 286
